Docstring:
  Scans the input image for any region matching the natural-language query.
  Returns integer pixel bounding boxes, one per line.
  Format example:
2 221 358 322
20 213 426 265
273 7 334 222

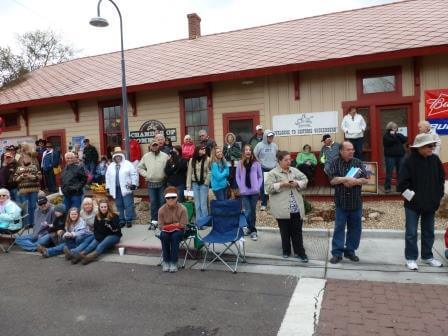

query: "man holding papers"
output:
397 133 445 271
327 141 368 264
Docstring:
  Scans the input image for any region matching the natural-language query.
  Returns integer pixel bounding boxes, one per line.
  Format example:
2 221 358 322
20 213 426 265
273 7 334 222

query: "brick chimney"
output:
187 13 201 39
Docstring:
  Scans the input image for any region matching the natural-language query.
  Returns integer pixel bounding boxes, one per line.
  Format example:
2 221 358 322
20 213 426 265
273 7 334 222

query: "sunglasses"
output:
165 196 177 200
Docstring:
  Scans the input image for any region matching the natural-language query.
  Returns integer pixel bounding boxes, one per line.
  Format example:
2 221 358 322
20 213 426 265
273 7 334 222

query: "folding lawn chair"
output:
0 201 29 253
196 199 247 273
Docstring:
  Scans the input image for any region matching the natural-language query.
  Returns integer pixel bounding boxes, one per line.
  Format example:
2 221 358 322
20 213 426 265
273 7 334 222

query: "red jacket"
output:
129 139 141 162
182 143 195 160
445 227 448 248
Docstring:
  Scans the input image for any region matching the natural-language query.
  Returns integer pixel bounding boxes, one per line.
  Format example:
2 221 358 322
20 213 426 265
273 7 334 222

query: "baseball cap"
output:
321 134 331 142
267 131 275 137
256 125 263 131
37 196 48 206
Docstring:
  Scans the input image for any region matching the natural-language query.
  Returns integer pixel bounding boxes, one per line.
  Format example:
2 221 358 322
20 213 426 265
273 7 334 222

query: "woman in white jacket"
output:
341 107 366 160
106 148 138 228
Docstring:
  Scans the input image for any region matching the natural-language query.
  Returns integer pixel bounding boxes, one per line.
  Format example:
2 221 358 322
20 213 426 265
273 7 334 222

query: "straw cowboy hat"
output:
410 133 437 148
112 146 125 155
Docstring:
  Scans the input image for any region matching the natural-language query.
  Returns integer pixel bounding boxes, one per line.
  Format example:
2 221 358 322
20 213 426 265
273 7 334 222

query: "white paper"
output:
184 190 194 198
402 189 415 201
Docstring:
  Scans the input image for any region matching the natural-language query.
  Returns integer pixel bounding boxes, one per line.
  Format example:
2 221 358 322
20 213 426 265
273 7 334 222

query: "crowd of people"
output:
0 116 446 271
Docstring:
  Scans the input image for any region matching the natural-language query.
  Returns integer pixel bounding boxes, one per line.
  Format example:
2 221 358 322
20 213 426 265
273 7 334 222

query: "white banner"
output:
272 111 338 137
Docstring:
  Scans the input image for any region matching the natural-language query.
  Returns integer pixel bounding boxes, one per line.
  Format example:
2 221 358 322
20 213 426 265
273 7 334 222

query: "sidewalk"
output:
116 225 448 285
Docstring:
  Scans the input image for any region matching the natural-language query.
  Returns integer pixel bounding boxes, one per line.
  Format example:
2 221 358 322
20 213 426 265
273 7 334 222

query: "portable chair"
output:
0 201 29 253
196 199 247 273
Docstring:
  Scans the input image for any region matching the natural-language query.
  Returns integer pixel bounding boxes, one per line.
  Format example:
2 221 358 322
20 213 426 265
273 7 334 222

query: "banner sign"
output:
130 120 177 144
425 89 448 119
0 135 37 156
272 111 338 137
428 119 448 135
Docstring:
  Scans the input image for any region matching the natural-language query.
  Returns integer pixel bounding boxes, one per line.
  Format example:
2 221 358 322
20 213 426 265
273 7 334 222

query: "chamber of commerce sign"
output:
425 89 448 119
272 111 338 137
129 120 177 144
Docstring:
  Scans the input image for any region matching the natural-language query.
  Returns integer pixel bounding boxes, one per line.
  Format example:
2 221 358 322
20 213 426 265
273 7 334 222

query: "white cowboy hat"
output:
410 133 437 148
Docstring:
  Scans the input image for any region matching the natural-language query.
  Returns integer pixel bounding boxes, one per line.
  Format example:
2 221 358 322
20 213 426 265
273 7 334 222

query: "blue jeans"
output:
115 187 134 222
348 138 364 161
213 188 227 201
148 186 165 221
9 188 18 202
160 230 184 263
85 162 97 176
43 169 57 192
192 183 209 219
15 233 52 252
18 192 37 226
260 167 271 207
63 194 82 211
47 237 81 257
404 207 435 260
83 235 121 255
384 156 403 190
70 234 94 254
332 207 362 257
242 194 259 233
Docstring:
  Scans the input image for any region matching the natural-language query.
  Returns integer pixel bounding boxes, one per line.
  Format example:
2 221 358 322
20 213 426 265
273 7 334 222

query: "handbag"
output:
53 165 62 175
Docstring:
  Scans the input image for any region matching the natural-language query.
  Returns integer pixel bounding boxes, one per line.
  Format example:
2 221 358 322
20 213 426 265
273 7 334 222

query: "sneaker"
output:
406 260 418 270
282 254 290 259
296 254 309 263
260 206 267 211
344 253 360 262
422 258 443 267
384 188 391 194
162 262 170 272
119 221 125 228
243 227 250 236
330 256 342 264
169 263 178 273
250 232 258 241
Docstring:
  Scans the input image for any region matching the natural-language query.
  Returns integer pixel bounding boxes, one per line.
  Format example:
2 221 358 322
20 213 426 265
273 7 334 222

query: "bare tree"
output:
0 46 27 87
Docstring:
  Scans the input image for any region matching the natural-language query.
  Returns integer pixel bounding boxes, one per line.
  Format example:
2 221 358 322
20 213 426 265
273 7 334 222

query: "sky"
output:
0 0 398 58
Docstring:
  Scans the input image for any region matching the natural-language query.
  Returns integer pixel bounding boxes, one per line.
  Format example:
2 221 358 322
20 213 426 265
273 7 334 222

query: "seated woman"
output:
37 207 88 258
47 204 67 245
71 199 122 265
158 186 188 273
0 188 22 231
295 144 317 184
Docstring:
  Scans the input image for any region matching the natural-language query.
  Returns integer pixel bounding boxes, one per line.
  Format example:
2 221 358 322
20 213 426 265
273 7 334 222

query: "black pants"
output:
277 212 305 256
297 164 315 183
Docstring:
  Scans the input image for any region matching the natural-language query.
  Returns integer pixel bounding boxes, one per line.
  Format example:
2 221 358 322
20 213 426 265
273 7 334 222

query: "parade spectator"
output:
138 139 169 225
17 143 40 168
35 139 46 165
0 152 19 201
253 130 278 211
328 141 368 264
76 199 122 265
418 120 441 156
223 132 241 198
181 134 195 160
198 129 216 156
106 147 138 228
186 145 211 220
382 122 407 193
37 207 89 258
165 145 188 203
397 133 445 270
341 106 366 160
249 125 264 149
72 143 84 162
15 195 55 251
61 152 87 210
0 188 22 231
444 227 448 260
296 144 317 184
41 142 60 193
320 134 340 176
13 151 41 225
155 133 171 155
158 186 188 273
236 145 263 241
210 147 229 201
82 139 99 176
95 156 109 184
265 151 308 261
47 204 67 245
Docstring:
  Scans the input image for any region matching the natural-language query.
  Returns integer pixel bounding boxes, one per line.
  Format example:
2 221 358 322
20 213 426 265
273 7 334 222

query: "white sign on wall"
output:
272 111 339 137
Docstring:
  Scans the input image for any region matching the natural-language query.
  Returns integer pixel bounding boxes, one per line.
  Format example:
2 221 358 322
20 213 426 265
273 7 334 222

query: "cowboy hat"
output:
35 138 46 146
410 133 437 148
112 146 125 155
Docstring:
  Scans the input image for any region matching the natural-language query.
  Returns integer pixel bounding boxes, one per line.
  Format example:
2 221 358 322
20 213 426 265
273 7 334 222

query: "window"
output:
362 75 396 94
184 96 208 142
101 104 122 158
0 113 20 131
357 67 402 98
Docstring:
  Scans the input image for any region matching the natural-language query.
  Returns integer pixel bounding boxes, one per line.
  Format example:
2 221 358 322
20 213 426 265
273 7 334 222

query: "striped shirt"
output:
327 156 367 210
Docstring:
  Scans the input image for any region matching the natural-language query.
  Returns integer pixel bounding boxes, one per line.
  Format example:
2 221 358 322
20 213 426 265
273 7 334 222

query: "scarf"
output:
244 160 253 189
193 156 206 185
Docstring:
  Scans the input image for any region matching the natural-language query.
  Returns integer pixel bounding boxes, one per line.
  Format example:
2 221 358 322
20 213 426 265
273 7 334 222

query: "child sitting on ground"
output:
47 204 67 245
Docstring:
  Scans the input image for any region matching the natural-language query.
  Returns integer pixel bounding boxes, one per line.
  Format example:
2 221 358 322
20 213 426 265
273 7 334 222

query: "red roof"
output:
1 0 448 110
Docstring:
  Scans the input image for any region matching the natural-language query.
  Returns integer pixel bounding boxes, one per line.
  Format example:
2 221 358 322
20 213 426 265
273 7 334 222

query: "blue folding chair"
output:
196 199 247 273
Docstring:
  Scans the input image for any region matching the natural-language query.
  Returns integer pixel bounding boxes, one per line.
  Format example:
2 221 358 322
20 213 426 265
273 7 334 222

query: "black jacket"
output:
397 151 445 213
165 155 188 186
383 132 407 157
83 145 99 164
48 214 67 233
93 213 122 242
61 164 87 196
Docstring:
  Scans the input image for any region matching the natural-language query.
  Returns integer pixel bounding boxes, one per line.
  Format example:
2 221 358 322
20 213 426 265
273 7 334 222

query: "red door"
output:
222 111 260 148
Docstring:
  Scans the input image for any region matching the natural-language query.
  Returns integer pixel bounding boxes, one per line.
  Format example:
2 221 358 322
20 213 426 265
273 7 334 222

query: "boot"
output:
36 244 48 258
63 246 73 260
81 251 99 265
71 252 84 264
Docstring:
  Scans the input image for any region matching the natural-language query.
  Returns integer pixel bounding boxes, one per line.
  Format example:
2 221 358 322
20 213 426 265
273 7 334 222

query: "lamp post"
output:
90 0 130 159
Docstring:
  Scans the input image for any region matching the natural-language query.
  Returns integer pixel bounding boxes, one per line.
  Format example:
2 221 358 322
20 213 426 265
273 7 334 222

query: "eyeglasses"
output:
0 194 8 197
165 196 177 200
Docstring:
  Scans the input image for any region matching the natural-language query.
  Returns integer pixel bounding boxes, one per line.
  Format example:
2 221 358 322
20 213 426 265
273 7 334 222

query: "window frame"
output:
356 66 402 99
0 112 21 132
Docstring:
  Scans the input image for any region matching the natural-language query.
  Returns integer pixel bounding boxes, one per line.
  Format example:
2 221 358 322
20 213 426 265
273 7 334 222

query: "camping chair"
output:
196 199 247 273
0 201 29 253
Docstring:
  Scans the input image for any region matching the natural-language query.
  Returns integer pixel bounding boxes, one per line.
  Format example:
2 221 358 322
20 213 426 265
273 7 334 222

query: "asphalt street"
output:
0 253 297 336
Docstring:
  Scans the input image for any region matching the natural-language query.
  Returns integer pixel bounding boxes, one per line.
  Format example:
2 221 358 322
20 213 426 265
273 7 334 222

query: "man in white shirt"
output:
341 107 366 160
418 120 441 156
